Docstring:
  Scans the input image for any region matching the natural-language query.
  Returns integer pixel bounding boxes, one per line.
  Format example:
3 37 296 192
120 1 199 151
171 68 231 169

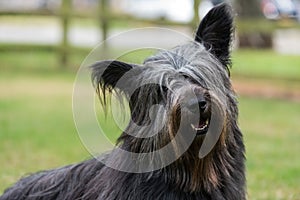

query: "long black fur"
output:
1 4 245 200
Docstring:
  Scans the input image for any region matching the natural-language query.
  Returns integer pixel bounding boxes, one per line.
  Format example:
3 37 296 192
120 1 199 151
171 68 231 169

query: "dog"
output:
1 4 245 200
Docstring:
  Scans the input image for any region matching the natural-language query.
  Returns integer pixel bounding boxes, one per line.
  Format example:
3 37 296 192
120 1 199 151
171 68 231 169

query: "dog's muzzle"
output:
186 92 211 136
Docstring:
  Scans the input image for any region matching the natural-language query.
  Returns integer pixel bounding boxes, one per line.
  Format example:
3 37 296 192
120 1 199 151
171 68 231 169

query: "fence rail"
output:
0 0 201 68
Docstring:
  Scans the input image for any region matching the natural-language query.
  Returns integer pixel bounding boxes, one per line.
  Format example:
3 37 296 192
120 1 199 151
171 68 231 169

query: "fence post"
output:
192 0 201 29
99 0 108 49
60 0 71 68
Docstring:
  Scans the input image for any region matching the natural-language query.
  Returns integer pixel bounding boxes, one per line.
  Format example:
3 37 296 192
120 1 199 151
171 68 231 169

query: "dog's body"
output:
1 4 246 200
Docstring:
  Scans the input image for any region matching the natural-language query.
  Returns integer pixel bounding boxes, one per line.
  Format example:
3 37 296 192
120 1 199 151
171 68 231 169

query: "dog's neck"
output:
163 141 224 193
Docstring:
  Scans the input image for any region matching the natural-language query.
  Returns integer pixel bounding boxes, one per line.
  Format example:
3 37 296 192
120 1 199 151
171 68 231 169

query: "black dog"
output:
1 4 245 200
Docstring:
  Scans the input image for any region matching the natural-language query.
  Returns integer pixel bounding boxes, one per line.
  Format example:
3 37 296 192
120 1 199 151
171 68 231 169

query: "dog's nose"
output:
186 96 207 113
198 100 207 112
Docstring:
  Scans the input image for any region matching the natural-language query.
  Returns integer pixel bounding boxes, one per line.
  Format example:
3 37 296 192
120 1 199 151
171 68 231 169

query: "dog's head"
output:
91 4 238 180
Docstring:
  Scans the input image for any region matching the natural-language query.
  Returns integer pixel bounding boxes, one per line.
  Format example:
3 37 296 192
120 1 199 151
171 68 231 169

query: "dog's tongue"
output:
197 118 208 128
198 121 206 128
195 121 206 130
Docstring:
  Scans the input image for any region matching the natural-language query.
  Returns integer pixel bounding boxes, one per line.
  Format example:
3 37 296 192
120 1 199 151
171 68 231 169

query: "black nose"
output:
198 100 207 112
186 97 207 113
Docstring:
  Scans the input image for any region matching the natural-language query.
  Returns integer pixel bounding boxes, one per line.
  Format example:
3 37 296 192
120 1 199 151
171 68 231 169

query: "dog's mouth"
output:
191 117 210 136
181 88 212 136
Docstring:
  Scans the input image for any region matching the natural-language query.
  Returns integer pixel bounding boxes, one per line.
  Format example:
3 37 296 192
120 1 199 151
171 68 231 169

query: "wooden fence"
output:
0 0 201 68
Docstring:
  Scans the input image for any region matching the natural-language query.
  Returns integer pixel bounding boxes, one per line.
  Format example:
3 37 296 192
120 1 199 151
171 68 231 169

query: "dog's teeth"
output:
205 119 209 125
191 124 195 129
191 124 207 131
199 124 207 131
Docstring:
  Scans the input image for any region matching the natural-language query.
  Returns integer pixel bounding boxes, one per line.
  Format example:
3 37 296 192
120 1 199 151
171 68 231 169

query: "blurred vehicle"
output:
293 0 300 21
261 0 298 20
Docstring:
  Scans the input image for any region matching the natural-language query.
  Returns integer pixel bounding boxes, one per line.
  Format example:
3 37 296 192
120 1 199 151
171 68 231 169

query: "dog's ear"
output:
195 3 234 67
91 60 136 103
91 60 133 90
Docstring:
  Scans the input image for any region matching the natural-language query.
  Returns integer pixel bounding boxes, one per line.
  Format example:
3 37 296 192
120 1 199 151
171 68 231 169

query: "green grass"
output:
0 50 86 76
231 49 300 81
236 18 300 35
240 98 300 199
0 49 299 198
0 77 89 190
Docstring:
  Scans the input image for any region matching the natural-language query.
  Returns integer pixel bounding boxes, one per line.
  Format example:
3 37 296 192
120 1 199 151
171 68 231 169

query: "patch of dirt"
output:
0 78 72 99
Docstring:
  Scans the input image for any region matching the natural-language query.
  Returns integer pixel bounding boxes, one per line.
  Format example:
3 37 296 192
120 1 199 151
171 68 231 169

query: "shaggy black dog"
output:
1 4 245 200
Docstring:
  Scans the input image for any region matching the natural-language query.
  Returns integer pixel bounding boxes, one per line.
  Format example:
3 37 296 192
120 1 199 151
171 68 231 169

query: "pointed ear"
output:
91 60 134 101
195 4 234 67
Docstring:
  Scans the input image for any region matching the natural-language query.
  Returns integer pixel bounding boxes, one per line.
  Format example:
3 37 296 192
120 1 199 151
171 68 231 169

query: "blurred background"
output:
0 0 299 199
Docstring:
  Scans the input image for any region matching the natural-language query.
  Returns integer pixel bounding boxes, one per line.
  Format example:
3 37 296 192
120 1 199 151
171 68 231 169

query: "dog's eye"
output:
182 74 189 79
182 76 199 85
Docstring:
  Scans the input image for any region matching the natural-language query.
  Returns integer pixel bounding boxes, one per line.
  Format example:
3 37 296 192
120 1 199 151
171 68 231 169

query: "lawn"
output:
232 49 300 81
240 98 300 199
0 49 299 199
